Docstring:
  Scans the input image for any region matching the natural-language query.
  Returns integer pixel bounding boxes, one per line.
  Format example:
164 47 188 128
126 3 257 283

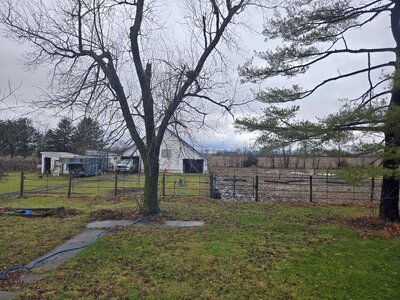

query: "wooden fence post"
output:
309 175 313 203
67 175 72 198
19 171 24 198
114 172 118 196
209 173 214 198
255 175 259 202
233 172 236 198
97 173 100 194
370 177 375 202
46 174 49 194
198 174 201 196
162 173 166 196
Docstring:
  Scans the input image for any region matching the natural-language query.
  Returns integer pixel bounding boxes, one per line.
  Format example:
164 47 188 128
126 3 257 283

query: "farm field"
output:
0 195 399 299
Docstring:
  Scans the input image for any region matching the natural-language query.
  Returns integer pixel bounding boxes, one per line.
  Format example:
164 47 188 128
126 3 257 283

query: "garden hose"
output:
0 228 118 280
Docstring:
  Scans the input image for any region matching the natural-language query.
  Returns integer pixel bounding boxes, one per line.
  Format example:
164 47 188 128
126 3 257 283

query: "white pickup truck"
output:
115 157 139 173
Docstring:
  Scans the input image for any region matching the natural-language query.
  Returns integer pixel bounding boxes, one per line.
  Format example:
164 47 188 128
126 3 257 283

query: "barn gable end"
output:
122 129 208 174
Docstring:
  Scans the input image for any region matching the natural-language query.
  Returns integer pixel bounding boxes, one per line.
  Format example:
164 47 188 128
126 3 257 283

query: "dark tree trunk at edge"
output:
380 176 400 222
380 2 400 222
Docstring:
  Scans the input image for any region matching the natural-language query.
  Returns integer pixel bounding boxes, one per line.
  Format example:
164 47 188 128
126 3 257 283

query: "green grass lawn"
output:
0 195 399 299
0 172 70 194
0 172 209 198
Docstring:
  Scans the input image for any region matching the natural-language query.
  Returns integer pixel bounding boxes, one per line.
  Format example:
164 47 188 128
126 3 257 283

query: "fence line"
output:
3 172 209 200
208 169 381 203
1 169 383 203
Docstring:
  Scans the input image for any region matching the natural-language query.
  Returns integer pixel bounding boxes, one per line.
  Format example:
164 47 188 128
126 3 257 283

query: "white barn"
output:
121 129 208 174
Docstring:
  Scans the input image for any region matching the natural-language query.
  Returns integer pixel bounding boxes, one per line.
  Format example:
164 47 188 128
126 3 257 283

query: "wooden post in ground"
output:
67 175 72 198
162 173 166 196
19 171 24 198
46 174 49 194
233 171 236 198
114 172 118 196
370 177 375 202
255 175 259 202
209 173 214 198
309 175 313 203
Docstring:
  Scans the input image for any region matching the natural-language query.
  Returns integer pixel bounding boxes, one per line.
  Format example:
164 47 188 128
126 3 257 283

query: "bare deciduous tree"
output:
0 0 264 213
0 81 19 112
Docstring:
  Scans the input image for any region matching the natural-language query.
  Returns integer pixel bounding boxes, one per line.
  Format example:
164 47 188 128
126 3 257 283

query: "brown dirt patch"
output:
88 208 142 221
0 270 23 290
342 216 400 237
109 188 143 196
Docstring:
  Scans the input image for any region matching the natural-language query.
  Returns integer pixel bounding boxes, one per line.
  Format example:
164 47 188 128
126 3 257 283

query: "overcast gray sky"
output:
0 1 394 151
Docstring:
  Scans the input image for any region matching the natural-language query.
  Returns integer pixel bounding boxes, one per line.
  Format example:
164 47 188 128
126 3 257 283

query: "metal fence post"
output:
309 175 313 203
233 172 236 198
198 174 201 196
209 173 214 198
370 177 375 202
46 174 49 194
162 173 166 196
252 177 255 199
67 175 72 198
19 171 24 198
114 172 118 196
255 175 259 202
326 171 329 198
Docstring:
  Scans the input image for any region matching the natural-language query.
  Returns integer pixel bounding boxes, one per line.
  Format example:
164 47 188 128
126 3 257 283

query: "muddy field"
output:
210 167 381 203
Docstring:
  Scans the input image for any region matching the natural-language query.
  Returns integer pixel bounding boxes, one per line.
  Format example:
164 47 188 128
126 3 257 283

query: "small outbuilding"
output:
41 152 78 176
41 151 112 176
120 128 208 174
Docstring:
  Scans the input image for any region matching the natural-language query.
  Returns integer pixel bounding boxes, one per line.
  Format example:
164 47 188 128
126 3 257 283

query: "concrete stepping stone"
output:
165 220 204 227
0 218 203 299
29 229 104 270
86 220 136 229
0 291 17 300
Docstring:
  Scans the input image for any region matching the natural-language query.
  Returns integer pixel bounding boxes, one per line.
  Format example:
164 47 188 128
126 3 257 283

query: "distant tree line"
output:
43 117 105 155
0 118 38 158
0 116 105 158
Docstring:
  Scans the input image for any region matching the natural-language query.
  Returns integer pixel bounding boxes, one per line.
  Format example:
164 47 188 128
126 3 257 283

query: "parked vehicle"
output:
115 156 139 173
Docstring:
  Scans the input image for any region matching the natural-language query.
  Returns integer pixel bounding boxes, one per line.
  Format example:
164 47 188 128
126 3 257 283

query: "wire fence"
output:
209 167 382 203
1 168 382 203
0 172 210 200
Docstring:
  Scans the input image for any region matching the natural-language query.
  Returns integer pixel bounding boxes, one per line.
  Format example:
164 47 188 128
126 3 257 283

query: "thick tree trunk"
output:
380 175 400 222
380 2 400 222
142 151 160 214
380 84 400 222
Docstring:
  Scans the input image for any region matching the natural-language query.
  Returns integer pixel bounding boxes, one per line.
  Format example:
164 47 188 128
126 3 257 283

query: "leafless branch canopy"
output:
0 0 262 153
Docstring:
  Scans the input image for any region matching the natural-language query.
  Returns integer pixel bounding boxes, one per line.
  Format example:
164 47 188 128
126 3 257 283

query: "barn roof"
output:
40 152 80 159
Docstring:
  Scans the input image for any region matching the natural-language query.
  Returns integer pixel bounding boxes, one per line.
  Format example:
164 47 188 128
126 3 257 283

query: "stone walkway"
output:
0 219 203 299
